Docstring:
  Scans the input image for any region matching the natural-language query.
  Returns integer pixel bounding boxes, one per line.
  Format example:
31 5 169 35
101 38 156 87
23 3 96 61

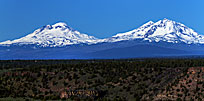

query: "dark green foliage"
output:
0 58 203 100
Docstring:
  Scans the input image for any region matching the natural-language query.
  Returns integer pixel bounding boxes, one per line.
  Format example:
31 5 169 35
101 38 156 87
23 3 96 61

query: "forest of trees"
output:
0 58 204 100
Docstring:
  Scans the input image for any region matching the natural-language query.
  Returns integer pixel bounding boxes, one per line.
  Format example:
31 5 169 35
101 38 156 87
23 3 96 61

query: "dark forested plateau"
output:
0 59 204 100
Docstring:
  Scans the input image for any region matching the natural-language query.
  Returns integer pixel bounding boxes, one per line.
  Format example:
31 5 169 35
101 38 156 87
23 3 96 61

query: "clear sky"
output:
0 0 204 42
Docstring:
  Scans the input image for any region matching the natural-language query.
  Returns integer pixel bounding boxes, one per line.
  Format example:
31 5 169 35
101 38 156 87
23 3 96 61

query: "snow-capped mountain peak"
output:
0 22 100 47
107 18 204 44
145 18 204 44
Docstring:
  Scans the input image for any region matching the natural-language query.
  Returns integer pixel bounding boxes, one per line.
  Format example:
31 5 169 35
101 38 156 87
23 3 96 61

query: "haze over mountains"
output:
1 18 204 59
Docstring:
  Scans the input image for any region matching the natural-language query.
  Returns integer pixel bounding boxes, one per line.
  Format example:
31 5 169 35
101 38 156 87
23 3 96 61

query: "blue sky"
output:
0 0 204 42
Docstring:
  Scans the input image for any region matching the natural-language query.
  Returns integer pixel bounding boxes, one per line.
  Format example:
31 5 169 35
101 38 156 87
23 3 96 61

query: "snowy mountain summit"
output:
109 18 204 44
1 18 204 47
0 22 99 47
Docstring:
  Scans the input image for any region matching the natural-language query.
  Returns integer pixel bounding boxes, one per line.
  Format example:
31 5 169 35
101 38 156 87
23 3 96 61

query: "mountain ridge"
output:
0 18 204 47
